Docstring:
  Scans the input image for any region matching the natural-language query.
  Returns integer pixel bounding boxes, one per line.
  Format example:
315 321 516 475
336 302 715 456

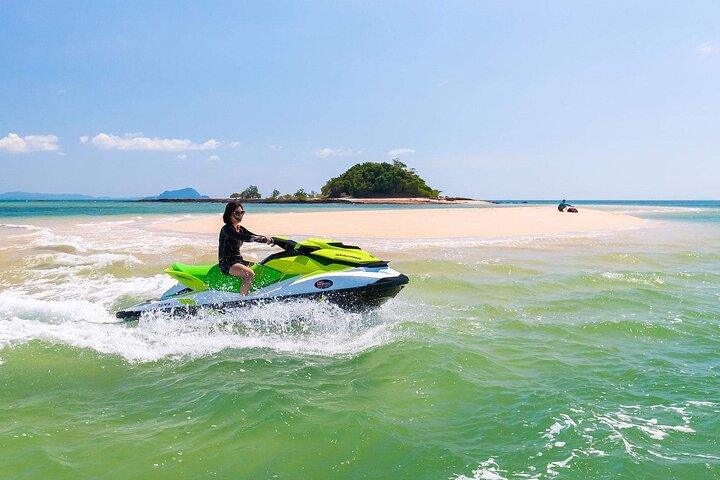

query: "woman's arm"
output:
231 225 273 244
223 224 257 242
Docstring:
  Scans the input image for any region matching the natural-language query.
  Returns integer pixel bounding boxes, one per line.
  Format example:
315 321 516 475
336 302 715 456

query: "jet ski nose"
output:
373 273 409 287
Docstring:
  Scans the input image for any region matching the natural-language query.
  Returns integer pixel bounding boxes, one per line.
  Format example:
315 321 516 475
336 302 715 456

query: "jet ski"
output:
116 237 409 319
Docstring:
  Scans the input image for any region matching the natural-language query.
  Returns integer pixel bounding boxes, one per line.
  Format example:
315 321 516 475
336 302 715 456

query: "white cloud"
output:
312 147 358 157
0 133 59 153
176 154 187 160
80 133 220 151
268 144 283 151
227 141 242 148
387 148 415 157
207 155 220 161
696 42 719 55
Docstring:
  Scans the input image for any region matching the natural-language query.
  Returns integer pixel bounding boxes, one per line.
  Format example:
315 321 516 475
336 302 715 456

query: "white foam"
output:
0 299 407 363
0 223 43 231
0 294 113 324
74 220 136 227
686 400 716 407
601 272 666 286
454 458 508 480
604 206 706 215
28 252 142 268
455 401 713 479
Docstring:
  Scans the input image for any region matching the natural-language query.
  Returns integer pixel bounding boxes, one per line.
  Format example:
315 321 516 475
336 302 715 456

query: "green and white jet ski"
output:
116 237 409 319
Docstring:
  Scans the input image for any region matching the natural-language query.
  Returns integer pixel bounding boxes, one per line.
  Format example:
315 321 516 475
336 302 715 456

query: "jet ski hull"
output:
116 269 408 320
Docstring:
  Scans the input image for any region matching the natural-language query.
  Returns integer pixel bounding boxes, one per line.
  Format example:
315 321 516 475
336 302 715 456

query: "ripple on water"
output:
1 214 720 479
455 401 719 480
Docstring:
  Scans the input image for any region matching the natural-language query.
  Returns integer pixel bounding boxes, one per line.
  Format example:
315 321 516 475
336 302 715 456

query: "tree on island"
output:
321 160 440 198
294 188 308 201
270 189 280 200
231 185 262 199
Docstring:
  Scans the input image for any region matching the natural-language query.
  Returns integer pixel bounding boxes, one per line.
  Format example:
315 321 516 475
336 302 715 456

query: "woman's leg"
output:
229 263 255 295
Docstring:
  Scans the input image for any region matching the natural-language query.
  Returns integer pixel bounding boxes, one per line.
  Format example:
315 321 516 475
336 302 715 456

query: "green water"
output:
1 207 719 479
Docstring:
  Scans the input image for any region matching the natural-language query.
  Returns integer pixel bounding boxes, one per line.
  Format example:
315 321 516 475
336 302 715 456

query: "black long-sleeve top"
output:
218 223 266 263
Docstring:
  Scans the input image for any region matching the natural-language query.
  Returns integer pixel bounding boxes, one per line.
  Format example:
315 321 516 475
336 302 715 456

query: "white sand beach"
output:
152 206 645 239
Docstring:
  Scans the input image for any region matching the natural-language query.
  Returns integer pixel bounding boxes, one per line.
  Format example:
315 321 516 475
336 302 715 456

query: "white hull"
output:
117 266 408 319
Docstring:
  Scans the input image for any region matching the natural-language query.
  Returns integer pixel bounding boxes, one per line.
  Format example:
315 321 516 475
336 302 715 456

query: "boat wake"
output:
0 291 409 362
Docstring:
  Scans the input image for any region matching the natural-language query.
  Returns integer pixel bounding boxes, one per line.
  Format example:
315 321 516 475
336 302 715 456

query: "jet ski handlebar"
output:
269 236 367 257
270 237 298 251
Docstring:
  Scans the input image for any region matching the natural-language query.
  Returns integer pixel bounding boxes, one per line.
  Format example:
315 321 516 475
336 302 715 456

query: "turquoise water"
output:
0 203 719 479
0 200 485 218
3 199 718 219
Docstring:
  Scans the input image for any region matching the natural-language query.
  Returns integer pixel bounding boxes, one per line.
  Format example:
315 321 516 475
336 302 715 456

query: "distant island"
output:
141 161 476 205
2 162 476 205
321 160 440 198
0 191 113 200
142 187 209 200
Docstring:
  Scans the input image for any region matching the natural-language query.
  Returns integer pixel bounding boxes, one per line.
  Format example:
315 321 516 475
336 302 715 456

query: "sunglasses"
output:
233 210 245 218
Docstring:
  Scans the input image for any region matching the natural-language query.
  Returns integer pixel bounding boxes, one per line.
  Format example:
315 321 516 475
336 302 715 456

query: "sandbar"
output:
152 206 645 239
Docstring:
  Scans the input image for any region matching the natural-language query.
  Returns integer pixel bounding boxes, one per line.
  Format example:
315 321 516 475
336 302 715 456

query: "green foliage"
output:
294 188 308 201
270 189 280 200
234 185 261 199
320 160 439 198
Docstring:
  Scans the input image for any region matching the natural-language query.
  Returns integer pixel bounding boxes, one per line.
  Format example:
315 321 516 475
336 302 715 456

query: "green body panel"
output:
206 263 287 292
171 263 214 277
298 238 382 264
164 237 383 293
309 249 377 264
166 263 289 293
263 255 351 276
165 265 211 291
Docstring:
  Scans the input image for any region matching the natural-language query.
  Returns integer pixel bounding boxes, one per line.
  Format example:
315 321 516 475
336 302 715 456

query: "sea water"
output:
0 202 718 479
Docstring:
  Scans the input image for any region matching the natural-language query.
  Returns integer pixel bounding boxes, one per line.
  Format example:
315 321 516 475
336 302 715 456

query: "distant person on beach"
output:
219 201 273 295
558 199 578 213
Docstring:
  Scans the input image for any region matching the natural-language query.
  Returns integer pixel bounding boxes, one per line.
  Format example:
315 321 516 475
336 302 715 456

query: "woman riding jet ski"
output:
116 202 409 319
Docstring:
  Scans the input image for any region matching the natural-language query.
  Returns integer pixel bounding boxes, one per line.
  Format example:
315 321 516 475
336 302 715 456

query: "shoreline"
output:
151 205 645 239
138 197 489 205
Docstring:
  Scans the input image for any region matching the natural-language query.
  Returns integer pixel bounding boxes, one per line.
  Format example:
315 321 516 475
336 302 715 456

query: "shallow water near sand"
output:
1 203 719 479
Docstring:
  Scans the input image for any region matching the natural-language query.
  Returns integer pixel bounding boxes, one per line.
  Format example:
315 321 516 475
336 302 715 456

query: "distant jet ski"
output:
116 237 409 320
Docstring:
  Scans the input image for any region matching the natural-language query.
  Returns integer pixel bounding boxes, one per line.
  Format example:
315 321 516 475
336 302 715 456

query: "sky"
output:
1 1 719 199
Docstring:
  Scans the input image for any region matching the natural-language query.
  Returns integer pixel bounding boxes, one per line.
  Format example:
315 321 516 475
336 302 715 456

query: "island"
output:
139 161 483 205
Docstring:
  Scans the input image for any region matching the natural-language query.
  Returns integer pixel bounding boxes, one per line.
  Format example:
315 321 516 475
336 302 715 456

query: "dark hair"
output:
223 201 244 224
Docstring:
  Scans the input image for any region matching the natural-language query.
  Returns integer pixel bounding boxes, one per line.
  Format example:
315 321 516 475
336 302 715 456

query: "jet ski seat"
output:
167 262 282 293
170 262 256 277
171 263 214 277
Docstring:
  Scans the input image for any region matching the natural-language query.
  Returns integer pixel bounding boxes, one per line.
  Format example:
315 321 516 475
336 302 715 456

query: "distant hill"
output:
0 191 108 200
144 188 209 200
321 160 440 199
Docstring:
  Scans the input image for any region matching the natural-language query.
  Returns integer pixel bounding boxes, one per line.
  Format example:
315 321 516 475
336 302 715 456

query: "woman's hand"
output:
250 235 273 245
